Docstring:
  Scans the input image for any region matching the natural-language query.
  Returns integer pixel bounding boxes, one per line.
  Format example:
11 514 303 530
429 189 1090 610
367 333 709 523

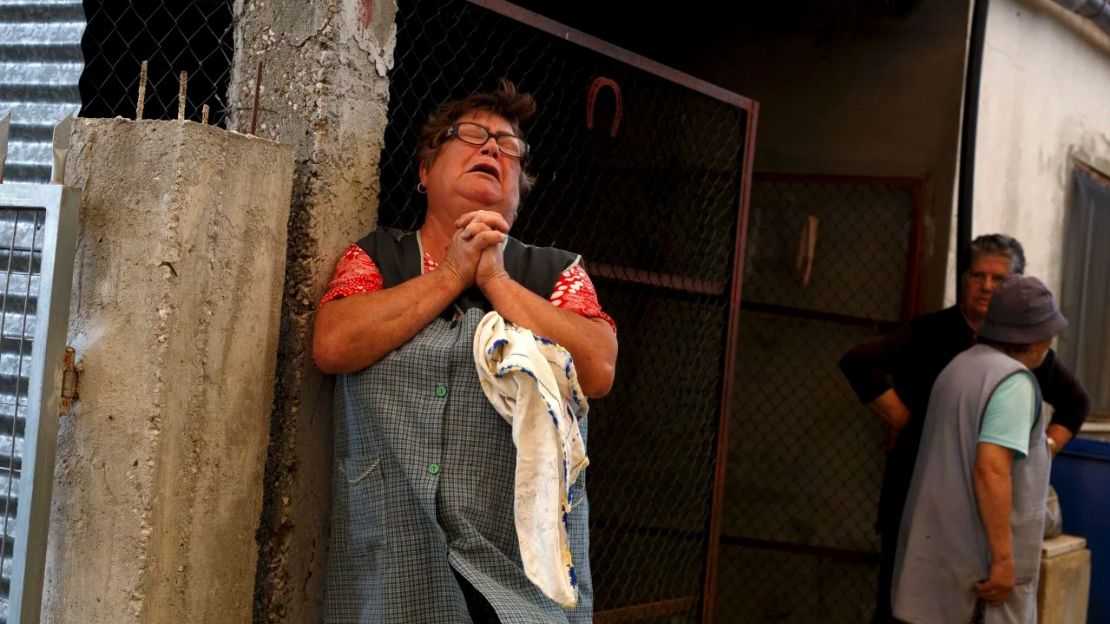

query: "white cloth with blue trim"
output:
473 311 589 609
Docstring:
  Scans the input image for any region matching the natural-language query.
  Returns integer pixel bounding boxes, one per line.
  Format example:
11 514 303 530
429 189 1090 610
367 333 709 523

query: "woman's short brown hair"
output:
415 78 538 198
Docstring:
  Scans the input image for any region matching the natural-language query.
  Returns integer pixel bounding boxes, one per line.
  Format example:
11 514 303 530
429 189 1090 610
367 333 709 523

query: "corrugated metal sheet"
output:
0 0 86 183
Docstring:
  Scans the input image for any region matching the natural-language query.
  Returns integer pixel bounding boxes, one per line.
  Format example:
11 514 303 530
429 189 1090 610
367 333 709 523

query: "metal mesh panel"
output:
383 1 752 619
0 208 44 623
742 177 915 322
588 289 725 616
77 0 233 126
716 176 921 623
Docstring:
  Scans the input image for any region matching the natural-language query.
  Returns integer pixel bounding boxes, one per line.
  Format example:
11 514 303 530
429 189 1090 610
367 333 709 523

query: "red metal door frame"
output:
466 2 760 621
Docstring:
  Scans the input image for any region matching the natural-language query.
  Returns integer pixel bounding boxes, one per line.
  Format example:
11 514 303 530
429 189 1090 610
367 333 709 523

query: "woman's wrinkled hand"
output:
441 211 508 290
476 239 509 289
455 211 510 237
974 558 1015 606
456 211 512 289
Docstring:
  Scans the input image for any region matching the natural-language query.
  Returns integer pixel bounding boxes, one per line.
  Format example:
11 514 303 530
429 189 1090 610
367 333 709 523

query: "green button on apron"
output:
427 463 441 476
435 384 447 398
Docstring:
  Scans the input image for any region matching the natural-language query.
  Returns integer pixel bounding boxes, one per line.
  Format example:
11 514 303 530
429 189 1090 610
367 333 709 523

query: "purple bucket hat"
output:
979 275 1068 344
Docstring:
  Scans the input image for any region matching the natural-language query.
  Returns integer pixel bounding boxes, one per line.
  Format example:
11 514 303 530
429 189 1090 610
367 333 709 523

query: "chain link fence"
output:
383 1 753 620
78 0 233 126
717 176 923 623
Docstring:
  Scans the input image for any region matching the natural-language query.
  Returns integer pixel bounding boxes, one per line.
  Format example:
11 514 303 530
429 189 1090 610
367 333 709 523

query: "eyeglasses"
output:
443 122 529 159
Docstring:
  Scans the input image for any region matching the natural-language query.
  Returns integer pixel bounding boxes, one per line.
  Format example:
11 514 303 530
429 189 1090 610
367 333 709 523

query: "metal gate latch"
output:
60 346 79 411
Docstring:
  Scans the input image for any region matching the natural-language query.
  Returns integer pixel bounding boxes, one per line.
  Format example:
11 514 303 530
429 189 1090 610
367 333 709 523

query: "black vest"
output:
356 228 578 319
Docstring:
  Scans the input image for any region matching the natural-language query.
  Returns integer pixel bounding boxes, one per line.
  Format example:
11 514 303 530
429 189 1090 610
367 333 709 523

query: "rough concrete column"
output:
228 0 397 620
45 119 293 623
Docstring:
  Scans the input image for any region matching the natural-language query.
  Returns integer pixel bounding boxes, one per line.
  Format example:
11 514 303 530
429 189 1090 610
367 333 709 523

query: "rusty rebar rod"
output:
177 71 188 121
135 60 148 120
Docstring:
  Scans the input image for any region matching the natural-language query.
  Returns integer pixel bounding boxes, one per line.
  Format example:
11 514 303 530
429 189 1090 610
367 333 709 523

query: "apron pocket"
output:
334 453 386 555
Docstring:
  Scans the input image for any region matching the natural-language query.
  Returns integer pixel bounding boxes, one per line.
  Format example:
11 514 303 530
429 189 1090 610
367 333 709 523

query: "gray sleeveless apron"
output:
893 344 1049 624
325 229 593 624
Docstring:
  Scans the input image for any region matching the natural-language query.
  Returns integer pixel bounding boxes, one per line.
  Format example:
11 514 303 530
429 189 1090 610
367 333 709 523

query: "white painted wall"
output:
968 0 1110 301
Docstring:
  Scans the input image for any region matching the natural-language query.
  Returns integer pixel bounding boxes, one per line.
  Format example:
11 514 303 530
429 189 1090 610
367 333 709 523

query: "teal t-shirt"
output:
979 372 1038 459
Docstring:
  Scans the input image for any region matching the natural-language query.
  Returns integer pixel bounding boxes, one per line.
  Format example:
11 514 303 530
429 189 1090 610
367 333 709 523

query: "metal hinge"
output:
60 346 78 411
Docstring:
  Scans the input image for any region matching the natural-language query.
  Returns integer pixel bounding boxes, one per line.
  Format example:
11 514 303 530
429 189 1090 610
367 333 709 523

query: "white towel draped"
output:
473 311 589 609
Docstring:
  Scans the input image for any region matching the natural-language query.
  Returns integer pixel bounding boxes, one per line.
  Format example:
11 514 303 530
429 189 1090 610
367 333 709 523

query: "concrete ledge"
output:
1043 534 1087 558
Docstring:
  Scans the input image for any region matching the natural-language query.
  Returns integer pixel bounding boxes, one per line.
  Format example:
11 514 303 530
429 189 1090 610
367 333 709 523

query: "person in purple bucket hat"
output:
891 275 1067 624
839 234 1090 624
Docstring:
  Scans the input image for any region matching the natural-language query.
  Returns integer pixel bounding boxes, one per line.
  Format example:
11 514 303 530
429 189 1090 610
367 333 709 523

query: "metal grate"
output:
0 207 43 624
372 1 756 621
0 0 85 183
741 175 921 322
716 175 922 623
77 0 233 127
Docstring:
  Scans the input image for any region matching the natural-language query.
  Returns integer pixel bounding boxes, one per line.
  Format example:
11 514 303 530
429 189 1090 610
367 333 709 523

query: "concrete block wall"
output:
45 118 293 622
1038 535 1091 624
228 1 398 620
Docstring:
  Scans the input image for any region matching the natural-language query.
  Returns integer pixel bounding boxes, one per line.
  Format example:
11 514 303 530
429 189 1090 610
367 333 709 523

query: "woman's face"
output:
420 110 523 224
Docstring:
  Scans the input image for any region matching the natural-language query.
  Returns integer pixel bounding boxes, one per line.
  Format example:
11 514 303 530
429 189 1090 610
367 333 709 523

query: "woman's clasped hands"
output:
441 210 512 290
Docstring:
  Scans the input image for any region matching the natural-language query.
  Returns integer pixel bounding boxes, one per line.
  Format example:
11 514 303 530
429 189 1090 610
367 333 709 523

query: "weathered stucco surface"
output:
46 118 293 623
970 0 1110 298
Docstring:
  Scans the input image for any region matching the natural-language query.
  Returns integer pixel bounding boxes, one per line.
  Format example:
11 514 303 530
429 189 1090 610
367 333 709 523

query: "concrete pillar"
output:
227 1 397 620
45 118 293 623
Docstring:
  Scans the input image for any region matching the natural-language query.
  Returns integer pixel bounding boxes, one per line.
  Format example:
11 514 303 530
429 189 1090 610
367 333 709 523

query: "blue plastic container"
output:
1051 437 1110 624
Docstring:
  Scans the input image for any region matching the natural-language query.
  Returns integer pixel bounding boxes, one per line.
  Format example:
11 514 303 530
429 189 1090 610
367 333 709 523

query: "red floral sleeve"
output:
319 244 383 305
549 261 617 334
321 246 616 334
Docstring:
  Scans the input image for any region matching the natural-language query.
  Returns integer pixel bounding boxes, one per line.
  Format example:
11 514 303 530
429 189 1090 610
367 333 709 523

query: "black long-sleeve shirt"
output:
838 305 1090 531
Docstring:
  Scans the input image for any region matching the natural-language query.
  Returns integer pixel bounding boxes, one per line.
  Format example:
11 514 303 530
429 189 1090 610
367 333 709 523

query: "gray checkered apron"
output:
325 230 593 624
